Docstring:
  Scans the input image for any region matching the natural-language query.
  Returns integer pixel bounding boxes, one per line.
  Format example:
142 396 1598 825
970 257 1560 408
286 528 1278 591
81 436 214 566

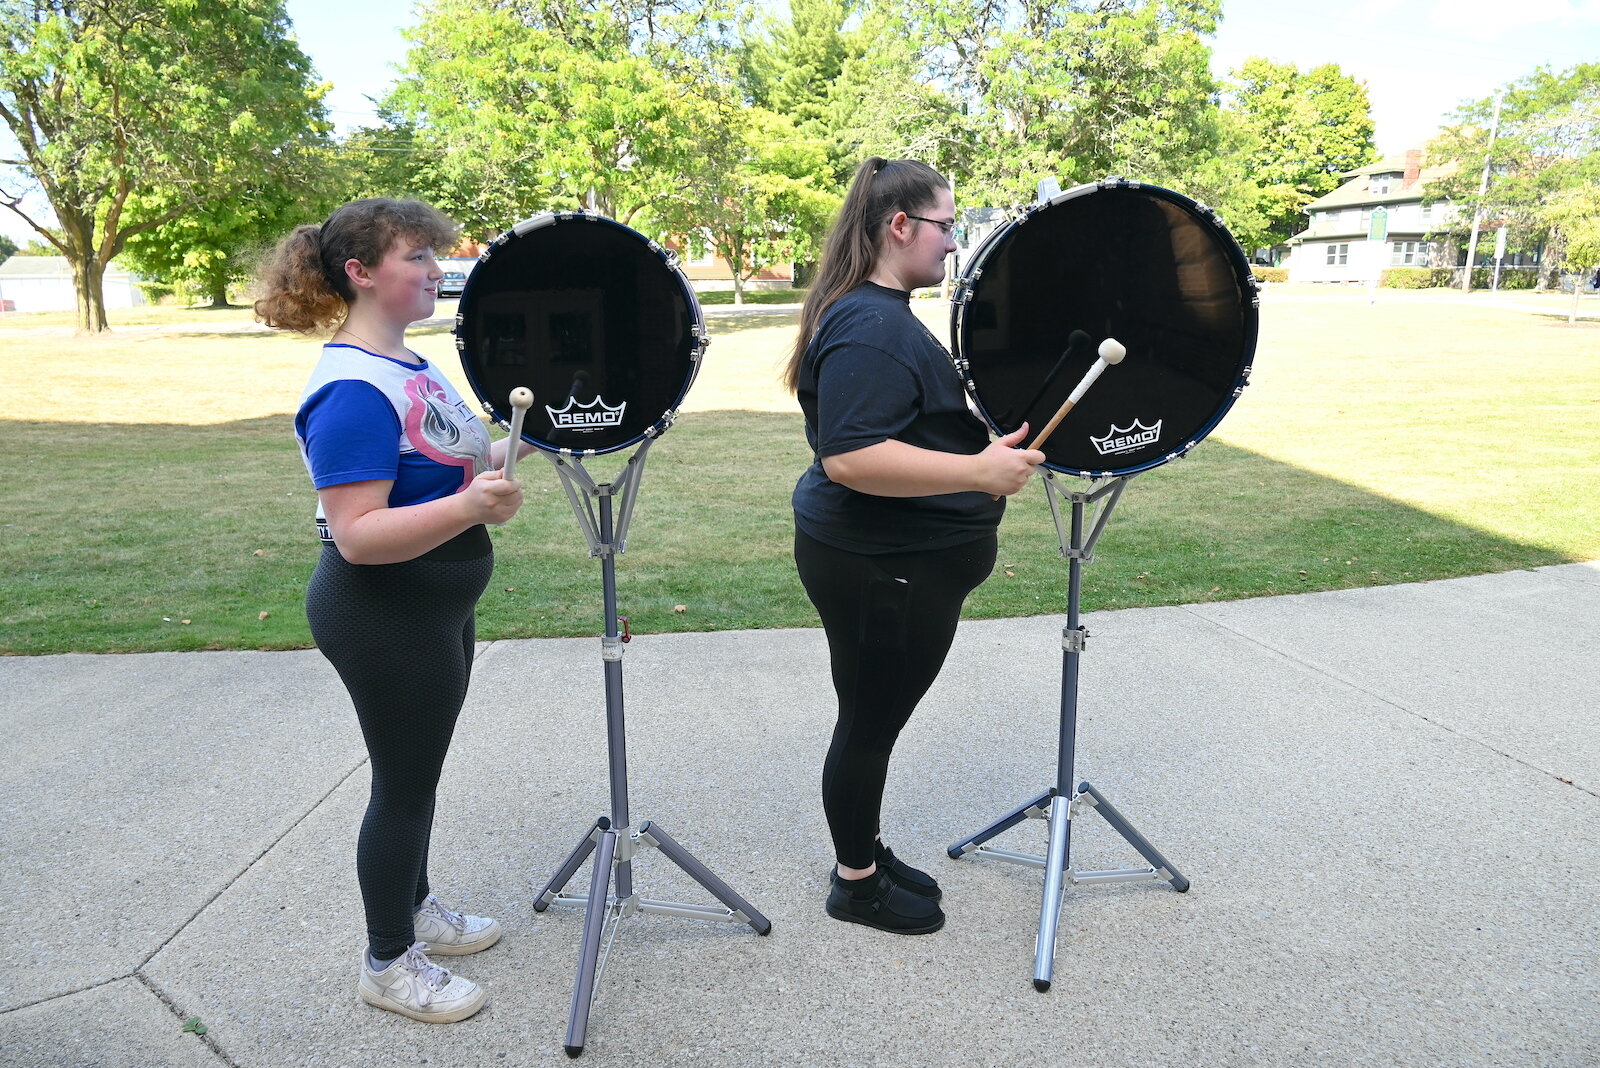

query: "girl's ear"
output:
882 210 912 245
343 257 375 291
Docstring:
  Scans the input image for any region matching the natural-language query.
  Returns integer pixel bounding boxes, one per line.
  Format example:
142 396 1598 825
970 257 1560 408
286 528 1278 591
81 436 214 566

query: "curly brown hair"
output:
254 198 460 334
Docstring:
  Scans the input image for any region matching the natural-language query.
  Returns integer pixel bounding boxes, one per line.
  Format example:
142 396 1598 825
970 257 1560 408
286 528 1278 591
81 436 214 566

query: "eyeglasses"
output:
906 214 957 236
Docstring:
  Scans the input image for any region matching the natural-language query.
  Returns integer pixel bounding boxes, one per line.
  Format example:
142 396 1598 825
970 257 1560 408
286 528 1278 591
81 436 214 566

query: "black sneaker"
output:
825 870 945 935
875 842 942 902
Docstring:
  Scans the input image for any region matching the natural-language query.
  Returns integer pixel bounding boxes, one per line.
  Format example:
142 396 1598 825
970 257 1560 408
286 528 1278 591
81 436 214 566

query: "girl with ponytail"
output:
256 199 529 1023
788 160 1045 935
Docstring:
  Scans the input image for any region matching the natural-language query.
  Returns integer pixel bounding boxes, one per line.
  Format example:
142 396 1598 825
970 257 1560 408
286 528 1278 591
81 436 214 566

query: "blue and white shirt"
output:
295 344 492 528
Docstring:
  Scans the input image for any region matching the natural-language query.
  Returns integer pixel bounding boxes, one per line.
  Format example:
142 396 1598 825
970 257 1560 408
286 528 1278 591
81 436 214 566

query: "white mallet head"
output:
1098 337 1127 364
509 386 534 410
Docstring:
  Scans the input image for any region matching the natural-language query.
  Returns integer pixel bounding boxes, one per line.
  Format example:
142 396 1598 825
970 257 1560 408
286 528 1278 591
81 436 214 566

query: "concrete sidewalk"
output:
2 564 1597 1066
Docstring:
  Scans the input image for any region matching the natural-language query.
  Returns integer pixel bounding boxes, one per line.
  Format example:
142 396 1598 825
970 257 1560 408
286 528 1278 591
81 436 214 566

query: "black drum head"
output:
953 181 1257 477
456 214 704 456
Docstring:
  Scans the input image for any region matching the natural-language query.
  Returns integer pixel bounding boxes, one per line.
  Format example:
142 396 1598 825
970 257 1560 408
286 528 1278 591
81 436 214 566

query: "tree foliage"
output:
388 0 737 233
1428 63 1600 288
0 0 329 330
1224 57 1377 249
648 104 839 302
886 0 1228 207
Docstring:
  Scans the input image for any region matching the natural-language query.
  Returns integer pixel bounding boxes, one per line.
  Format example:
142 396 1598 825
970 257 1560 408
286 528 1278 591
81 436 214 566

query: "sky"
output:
3 0 1598 243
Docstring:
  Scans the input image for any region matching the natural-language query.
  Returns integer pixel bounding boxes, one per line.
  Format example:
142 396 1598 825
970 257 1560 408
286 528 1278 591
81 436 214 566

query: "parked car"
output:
437 267 469 298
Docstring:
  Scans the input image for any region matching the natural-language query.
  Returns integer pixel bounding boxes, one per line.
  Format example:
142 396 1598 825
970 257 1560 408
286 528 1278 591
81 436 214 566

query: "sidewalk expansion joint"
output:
1180 604 1598 800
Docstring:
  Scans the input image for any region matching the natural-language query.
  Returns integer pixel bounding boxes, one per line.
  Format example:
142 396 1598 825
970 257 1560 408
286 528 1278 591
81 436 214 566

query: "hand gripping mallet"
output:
993 337 1128 499
502 387 534 481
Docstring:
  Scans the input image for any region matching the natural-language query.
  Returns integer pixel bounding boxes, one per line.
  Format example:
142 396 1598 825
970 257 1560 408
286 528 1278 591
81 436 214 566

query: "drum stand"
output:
949 472 1188 991
530 439 771 1056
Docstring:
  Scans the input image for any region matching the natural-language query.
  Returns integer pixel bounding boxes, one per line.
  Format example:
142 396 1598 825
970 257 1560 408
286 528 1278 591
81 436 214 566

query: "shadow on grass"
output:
0 412 1577 655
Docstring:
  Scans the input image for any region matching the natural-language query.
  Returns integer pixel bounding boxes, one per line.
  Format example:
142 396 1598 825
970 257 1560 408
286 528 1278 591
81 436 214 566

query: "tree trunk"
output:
732 275 745 306
72 254 110 334
203 262 235 308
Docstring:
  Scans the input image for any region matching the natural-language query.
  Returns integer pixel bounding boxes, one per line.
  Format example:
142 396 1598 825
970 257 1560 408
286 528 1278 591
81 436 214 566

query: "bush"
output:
1251 266 1287 283
1381 268 1453 289
1470 268 1537 290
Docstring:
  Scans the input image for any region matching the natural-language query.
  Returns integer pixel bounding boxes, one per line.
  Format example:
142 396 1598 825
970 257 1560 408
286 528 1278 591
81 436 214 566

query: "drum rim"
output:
950 179 1259 479
454 210 707 457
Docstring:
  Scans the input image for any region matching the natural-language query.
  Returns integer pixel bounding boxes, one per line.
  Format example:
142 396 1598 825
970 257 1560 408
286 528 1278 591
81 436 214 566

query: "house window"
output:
681 229 718 268
1326 243 1349 266
1391 241 1427 266
1369 173 1393 195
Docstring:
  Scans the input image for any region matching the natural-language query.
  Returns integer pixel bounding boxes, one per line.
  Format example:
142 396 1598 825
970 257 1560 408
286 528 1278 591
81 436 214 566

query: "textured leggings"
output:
305 544 493 958
794 528 996 869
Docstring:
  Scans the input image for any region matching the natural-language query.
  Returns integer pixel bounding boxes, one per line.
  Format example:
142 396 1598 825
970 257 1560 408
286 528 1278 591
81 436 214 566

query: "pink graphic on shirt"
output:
403 373 484 490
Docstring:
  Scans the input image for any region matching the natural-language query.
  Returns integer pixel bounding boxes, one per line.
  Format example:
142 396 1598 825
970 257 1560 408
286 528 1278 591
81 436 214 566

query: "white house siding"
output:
0 257 146 314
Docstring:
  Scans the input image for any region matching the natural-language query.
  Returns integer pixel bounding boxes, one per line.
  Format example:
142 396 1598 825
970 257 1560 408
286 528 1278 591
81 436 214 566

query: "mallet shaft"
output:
502 387 534 481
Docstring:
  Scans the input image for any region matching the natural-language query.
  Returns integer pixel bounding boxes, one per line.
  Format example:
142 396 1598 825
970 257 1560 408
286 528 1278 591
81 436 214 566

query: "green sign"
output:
1368 208 1389 242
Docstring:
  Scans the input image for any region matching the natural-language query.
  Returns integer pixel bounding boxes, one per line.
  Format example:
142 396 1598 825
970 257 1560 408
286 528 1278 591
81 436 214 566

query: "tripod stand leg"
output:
535 817 609 912
638 821 772 935
1033 792 1074 992
949 789 1054 858
1078 782 1189 892
564 826 618 1058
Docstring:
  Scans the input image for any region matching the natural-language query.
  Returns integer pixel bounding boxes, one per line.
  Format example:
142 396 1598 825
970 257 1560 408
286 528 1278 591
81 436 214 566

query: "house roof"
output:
0 255 73 277
0 255 132 280
1306 156 1459 212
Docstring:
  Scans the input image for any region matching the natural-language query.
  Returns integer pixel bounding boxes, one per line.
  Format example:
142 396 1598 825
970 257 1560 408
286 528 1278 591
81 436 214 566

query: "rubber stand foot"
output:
1034 979 1051 993
565 1045 583 1058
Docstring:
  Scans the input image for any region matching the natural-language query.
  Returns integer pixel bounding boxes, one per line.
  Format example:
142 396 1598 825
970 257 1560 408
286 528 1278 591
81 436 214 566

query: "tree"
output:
119 168 340 308
887 0 1229 207
1542 184 1600 322
1224 57 1377 248
0 233 14 263
0 0 330 331
1428 63 1600 290
650 104 838 303
388 0 726 234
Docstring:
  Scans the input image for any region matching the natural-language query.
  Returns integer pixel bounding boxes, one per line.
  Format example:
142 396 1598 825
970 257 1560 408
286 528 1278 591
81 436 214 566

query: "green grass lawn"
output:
1 288 1595 654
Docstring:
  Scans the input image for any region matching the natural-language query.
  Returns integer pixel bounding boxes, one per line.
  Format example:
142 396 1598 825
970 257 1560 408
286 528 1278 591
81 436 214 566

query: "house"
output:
1285 151 1460 283
0 255 147 314
673 243 793 292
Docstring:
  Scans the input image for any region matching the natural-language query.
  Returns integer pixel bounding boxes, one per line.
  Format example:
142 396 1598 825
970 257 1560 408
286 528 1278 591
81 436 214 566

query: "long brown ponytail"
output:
783 158 948 393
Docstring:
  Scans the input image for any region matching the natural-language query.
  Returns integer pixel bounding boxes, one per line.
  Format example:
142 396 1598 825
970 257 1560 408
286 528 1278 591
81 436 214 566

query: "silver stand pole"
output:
530 440 771 1056
948 471 1187 991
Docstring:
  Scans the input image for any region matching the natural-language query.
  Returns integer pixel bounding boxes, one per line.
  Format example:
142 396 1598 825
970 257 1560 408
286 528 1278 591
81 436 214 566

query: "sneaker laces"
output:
397 943 453 991
423 895 467 933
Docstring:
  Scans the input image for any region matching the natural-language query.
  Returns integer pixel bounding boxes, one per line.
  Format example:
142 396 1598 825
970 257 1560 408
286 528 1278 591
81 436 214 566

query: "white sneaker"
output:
359 943 486 1023
413 893 503 956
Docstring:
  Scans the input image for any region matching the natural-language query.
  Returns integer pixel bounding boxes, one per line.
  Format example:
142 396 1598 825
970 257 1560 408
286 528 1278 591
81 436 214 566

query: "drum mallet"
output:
502 387 534 480
992 338 1127 499
1028 337 1127 450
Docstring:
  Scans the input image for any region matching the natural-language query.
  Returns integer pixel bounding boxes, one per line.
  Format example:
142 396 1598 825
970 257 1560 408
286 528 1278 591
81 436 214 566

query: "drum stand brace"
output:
949 471 1188 991
532 439 771 1056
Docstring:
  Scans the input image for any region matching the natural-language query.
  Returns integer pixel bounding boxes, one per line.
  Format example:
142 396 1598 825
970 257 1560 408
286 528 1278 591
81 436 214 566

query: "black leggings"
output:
306 543 493 958
794 527 996 869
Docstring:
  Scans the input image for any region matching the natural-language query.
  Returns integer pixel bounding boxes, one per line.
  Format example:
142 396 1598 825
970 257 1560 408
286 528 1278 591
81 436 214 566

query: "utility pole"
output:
1460 90 1504 292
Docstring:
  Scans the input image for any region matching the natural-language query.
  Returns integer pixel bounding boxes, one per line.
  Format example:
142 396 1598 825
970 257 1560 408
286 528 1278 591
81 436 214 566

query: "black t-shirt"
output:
792 282 1003 554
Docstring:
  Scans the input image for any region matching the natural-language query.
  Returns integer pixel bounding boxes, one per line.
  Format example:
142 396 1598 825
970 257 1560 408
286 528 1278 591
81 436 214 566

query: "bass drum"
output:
951 179 1258 478
455 212 706 456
